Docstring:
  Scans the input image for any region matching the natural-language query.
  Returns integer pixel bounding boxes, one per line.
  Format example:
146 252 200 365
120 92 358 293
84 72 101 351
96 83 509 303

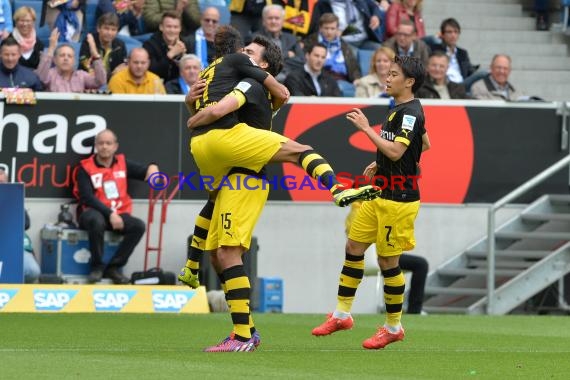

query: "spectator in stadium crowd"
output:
45 0 85 43
304 13 360 97
0 0 13 40
142 0 200 35
385 0 425 39
427 18 480 89
185 6 220 69
164 53 200 94
534 0 549 31
79 13 127 81
96 0 148 40
355 46 394 98
382 20 430 67
415 51 468 99
108 47 165 94
0 37 42 90
143 11 192 83
0 168 41 284
10 6 44 69
470 54 524 101
284 42 341 97
73 129 159 284
36 29 107 92
229 0 265 42
309 0 384 52
254 4 304 82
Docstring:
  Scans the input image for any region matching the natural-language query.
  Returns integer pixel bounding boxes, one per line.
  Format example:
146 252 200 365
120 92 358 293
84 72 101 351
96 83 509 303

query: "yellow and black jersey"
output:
194 53 269 132
375 98 425 202
235 78 272 131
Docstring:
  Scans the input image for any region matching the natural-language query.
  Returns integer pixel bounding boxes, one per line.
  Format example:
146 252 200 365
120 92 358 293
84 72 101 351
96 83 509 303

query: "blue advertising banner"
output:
0 183 24 283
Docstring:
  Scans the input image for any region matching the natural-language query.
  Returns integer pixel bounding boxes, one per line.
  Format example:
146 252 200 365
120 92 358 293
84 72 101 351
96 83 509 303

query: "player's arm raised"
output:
187 90 243 129
346 108 407 161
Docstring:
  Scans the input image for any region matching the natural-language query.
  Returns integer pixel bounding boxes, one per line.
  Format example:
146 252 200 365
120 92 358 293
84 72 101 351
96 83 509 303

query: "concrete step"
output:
465 249 550 260
520 85 569 101
510 69 570 83
437 268 522 277
424 15 535 31
495 231 570 240
464 42 568 57
422 2 523 17
459 30 552 44
470 55 570 70
549 194 570 204
425 286 487 296
521 213 570 222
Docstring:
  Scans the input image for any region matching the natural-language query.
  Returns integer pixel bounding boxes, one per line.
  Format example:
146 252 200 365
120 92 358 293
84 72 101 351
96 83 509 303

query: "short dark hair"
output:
97 12 120 28
251 35 283 76
319 13 339 27
215 25 244 57
1 36 20 49
304 42 327 55
161 10 181 23
394 55 425 93
440 18 461 34
429 50 449 61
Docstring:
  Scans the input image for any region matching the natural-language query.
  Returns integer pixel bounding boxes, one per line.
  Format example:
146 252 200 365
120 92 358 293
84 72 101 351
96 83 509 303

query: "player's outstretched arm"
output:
187 93 241 129
263 74 290 110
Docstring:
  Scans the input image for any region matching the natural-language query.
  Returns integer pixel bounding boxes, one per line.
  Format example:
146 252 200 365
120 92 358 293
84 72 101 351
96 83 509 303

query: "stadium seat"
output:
358 49 373 77
83 0 99 36
198 1 231 25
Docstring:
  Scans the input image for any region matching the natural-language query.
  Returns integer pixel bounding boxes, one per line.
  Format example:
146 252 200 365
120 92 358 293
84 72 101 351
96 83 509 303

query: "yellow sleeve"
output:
228 89 247 108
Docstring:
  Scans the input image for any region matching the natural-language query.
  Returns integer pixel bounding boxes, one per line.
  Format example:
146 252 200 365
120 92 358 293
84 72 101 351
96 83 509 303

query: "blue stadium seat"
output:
198 1 231 25
358 49 373 77
83 0 99 36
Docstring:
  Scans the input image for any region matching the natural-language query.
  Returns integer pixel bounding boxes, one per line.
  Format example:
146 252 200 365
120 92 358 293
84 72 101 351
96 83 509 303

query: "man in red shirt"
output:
74 129 159 284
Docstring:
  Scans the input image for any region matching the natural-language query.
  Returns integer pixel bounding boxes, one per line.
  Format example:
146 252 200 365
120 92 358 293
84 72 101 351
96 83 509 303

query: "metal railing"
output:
486 155 570 313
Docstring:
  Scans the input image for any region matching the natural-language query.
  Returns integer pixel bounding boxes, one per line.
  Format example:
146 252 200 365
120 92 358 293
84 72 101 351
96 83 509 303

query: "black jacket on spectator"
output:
143 32 193 82
284 68 341 97
79 33 127 81
308 0 384 43
429 42 476 80
415 75 468 99
164 78 187 94
9 33 44 69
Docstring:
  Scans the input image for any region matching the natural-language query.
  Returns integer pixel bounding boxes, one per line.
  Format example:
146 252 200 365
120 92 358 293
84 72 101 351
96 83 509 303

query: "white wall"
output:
26 199 523 314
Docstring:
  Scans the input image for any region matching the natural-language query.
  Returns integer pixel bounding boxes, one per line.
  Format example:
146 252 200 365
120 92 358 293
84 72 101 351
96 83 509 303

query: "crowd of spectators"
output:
0 0 552 99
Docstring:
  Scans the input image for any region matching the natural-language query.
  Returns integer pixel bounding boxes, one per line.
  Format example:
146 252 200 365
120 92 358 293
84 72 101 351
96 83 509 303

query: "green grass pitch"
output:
1 313 570 379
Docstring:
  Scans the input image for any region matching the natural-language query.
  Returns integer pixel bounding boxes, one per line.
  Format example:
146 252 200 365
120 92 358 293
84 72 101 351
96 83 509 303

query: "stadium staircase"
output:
422 0 570 101
423 192 570 315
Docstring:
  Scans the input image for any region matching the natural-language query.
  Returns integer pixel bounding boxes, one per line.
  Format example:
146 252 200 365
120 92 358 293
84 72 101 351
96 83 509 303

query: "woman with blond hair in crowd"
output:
385 0 425 39
10 6 44 69
355 46 395 98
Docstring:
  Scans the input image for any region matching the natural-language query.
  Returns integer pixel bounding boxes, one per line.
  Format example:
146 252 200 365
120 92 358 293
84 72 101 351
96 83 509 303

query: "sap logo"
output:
152 290 194 312
34 290 78 311
0 289 18 309
93 290 136 312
